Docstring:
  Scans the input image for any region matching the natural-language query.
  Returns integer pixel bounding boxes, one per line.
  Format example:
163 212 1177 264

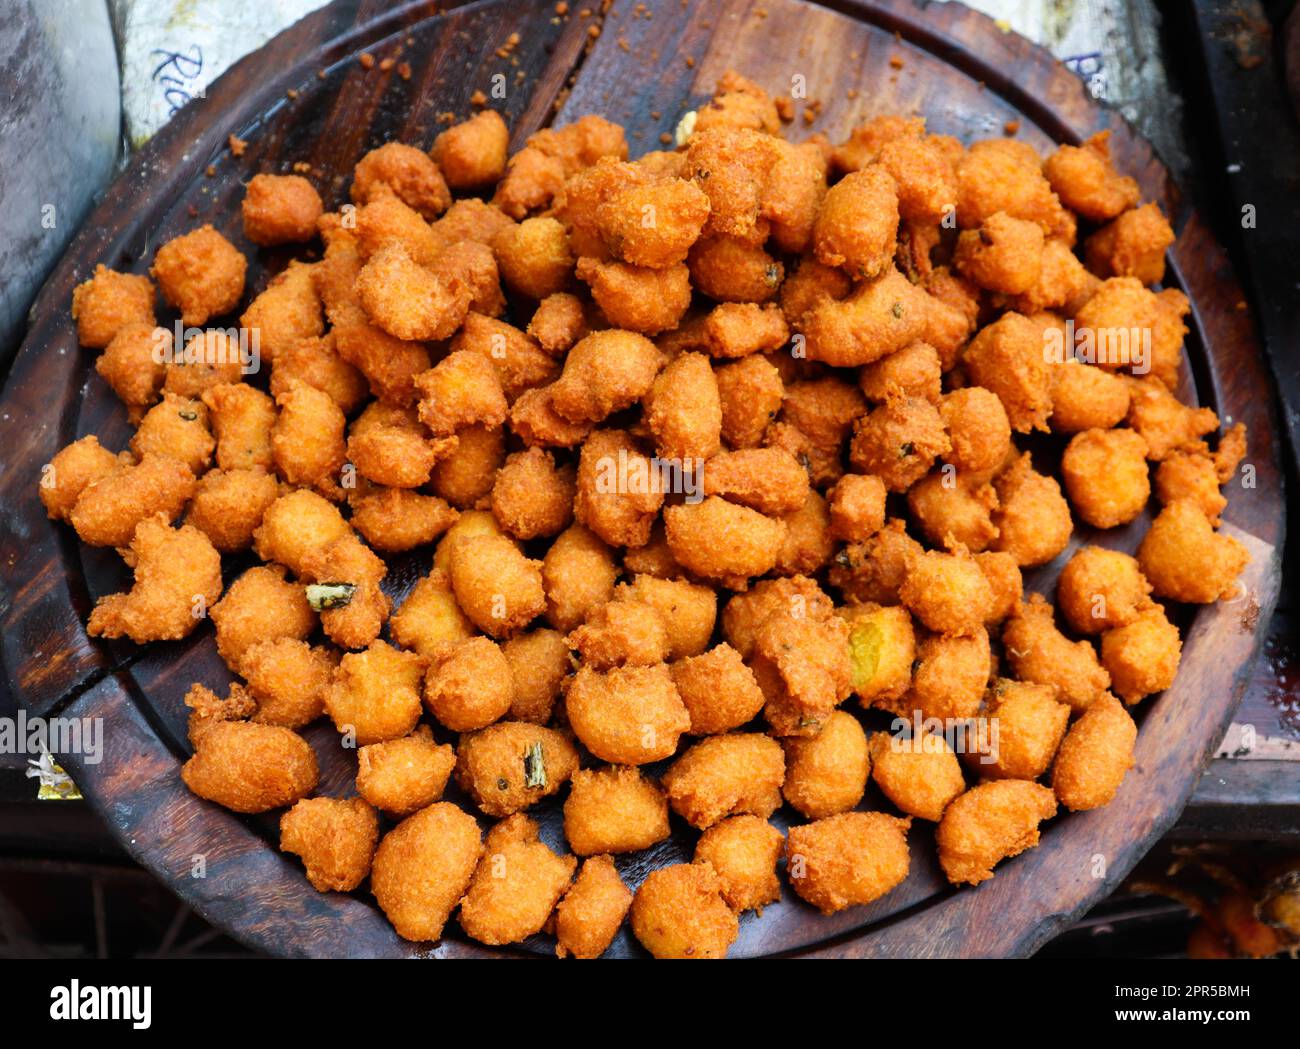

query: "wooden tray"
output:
0 0 1284 958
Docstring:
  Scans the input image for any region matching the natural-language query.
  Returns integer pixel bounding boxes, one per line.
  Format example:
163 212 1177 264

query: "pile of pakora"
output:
46 68 1251 958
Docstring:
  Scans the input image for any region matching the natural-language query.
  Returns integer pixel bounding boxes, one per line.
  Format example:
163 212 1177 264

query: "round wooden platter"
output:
0 0 1285 959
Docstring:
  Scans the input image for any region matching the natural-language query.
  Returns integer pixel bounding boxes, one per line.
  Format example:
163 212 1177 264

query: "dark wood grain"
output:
0 0 1284 959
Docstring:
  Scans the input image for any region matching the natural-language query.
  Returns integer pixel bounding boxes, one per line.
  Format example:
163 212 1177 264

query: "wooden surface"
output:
0 0 1285 958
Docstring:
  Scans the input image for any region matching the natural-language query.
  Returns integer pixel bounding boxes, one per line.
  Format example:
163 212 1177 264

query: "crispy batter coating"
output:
906 471 1000 552
455 721 579 817
954 211 1045 294
664 495 785 584
630 862 739 959
662 732 784 829
1061 427 1151 528
332 320 431 407
350 142 450 219
279 796 379 892
490 447 575 540
936 779 1057 886
241 637 335 729
614 575 717 659
1137 498 1250 603
356 725 457 817
565 663 690 765
1086 200 1175 288
991 453 1073 567
574 429 665 547
784 811 911 914
970 678 1070 780
716 355 785 448
955 140 1074 239
503 628 570 723
976 550 1023 625
301 534 390 649
542 522 618 632
900 547 995 635
1057 546 1152 635
252 487 351 576
424 635 514 732
430 424 505 508
689 233 782 302
963 312 1052 434
813 165 899 279
1002 594 1110 712
695 814 783 914
202 381 276 472
702 447 809 516
40 436 123 523
721 574 835 658
670 643 765 735
849 393 950 492
830 518 924 605
1125 376 1218 461
448 531 546 638
1052 693 1137 810
72 265 156 348
347 402 451 489
324 640 423 745
243 174 324 245
555 855 633 959
782 710 870 819
576 257 691 335
371 802 483 942
860 341 942 405
568 599 669 669
646 351 722 462
459 813 576 946
940 386 1012 476
271 379 346 493
493 216 575 300
898 628 991 722
1042 132 1139 222
182 715 318 814
70 452 195 548
356 243 470 342
828 473 887 543
527 292 589 355
128 392 214 475
870 729 966 822
1050 360 1131 434
210 563 314 671
87 516 223 644
432 109 510 189
96 322 167 418
552 329 663 424
151 225 246 327
595 177 710 269
564 765 671 855
389 567 475 661
1101 601 1182 704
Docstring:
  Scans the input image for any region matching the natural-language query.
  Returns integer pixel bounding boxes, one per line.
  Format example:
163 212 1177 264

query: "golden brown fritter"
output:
356 725 457 817
555 855 632 959
459 813 576 946
371 802 482 942
88 516 223 644
936 779 1057 886
630 862 739 959
564 765 671 856
279 796 378 892
455 721 579 817
784 811 912 914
